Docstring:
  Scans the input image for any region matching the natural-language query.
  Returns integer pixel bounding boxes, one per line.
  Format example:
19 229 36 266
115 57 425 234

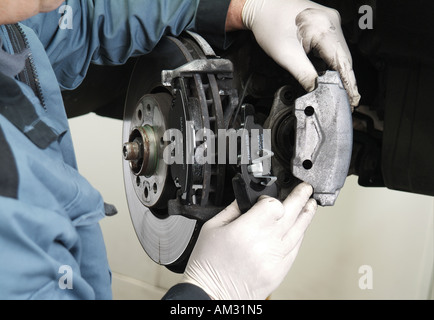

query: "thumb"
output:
205 201 242 228
275 40 319 92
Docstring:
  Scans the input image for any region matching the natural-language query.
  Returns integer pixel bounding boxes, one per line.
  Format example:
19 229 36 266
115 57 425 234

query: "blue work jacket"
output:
0 0 230 300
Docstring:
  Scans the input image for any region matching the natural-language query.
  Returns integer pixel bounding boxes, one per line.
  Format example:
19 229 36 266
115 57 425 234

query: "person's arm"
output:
226 0 360 107
22 0 359 105
225 0 246 31
21 0 232 91
162 283 211 300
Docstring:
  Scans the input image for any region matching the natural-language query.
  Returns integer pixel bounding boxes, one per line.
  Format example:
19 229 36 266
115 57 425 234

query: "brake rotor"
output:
122 34 230 272
122 36 196 271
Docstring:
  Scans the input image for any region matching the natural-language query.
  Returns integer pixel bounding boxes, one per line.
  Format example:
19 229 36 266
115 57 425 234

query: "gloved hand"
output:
182 183 317 300
241 0 361 107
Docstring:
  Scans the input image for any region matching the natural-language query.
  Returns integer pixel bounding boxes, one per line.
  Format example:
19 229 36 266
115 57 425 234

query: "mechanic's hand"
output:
182 183 317 300
241 0 361 107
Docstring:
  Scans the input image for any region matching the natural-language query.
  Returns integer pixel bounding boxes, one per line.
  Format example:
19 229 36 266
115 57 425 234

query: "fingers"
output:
245 195 285 221
282 198 317 255
240 183 313 229
276 183 317 256
208 183 315 235
276 43 319 93
313 34 361 107
333 45 361 107
296 8 361 107
281 182 314 228
206 200 241 228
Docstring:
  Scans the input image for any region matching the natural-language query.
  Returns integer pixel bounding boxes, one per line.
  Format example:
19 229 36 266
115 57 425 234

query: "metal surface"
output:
264 72 353 206
123 36 199 268
162 59 233 87
124 94 172 208
292 71 353 206
232 104 278 213
123 33 236 272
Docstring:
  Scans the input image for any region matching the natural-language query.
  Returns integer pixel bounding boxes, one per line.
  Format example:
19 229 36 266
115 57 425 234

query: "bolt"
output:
124 126 158 176
123 141 141 161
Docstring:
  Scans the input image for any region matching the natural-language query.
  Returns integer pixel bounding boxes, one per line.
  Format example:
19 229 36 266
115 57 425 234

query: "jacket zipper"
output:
5 24 45 109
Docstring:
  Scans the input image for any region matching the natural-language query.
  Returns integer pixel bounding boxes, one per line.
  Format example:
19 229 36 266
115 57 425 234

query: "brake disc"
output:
122 33 236 272
123 36 193 271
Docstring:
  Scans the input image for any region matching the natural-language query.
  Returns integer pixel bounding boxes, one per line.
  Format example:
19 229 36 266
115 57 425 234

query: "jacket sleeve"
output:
0 196 112 300
162 283 212 300
21 0 232 91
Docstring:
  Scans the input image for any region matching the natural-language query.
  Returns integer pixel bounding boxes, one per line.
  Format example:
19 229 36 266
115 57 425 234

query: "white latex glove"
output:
242 0 361 107
182 183 317 300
